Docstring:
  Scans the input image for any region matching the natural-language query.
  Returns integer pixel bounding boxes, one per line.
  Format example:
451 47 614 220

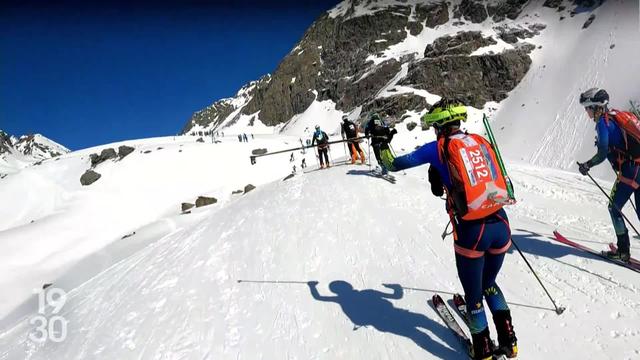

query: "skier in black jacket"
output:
364 113 397 174
341 115 366 164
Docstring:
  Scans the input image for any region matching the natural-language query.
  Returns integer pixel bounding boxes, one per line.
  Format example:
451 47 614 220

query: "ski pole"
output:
367 137 372 171
630 198 638 214
483 114 515 200
342 137 349 163
583 168 640 239
511 238 565 315
389 143 397 158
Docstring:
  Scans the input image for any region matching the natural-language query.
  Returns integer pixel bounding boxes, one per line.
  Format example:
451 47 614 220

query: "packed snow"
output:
0 134 344 326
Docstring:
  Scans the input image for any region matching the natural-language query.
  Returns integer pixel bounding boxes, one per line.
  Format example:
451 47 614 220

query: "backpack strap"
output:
438 132 461 219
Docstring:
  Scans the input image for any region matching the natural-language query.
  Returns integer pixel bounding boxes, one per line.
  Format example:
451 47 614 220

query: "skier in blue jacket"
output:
381 99 517 360
577 87 638 262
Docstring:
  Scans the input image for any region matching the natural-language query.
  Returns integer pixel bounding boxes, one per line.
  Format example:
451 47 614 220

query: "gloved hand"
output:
390 128 398 135
428 166 444 197
577 161 590 176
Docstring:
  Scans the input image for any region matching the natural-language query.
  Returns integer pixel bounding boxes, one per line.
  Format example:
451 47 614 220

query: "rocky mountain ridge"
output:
181 0 605 136
0 130 69 160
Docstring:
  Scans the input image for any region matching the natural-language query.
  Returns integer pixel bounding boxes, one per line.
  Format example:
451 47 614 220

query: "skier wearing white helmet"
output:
577 87 640 262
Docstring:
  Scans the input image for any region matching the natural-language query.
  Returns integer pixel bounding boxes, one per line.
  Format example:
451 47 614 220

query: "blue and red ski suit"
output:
391 135 511 334
585 112 640 254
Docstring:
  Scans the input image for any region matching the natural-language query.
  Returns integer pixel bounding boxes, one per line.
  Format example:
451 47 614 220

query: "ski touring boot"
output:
470 328 494 360
493 310 517 358
604 249 631 263
604 234 631 263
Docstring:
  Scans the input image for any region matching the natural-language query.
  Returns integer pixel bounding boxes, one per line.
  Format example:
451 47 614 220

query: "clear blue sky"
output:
1 0 340 150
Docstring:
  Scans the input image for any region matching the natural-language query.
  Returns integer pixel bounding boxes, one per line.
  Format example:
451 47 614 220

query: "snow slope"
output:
1 158 639 359
0 134 348 323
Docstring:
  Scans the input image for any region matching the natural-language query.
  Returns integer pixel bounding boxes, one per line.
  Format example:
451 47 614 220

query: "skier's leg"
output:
481 210 511 313
322 148 330 166
455 254 487 334
608 179 633 255
482 210 517 357
354 142 365 163
454 220 493 359
456 253 493 359
318 148 325 168
349 142 357 163
372 143 382 164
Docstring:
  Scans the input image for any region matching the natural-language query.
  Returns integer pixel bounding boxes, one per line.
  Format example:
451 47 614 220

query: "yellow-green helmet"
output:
421 99 467 129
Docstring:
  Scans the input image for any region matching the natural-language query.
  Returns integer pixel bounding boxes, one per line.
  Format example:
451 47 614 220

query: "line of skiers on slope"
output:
310 114 398 169
369 88 640 359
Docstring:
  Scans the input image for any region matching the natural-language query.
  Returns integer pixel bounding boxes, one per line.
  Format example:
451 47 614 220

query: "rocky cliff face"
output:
181 0 599 135
0 131 13 155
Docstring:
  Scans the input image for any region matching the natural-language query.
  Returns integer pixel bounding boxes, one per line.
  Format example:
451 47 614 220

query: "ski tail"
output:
430 294 472 358
552 231 640 272
483 114 515 201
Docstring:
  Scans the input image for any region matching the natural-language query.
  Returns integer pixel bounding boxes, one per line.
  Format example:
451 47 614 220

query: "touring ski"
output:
452 293 469 324
430 294 473 357
370 169 396 183
552 231 640 273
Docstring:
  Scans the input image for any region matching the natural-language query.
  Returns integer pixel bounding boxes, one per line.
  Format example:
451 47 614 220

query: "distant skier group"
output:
308 114 400 170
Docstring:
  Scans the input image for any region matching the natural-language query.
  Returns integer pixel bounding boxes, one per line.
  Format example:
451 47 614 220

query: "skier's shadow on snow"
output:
307 281 460 358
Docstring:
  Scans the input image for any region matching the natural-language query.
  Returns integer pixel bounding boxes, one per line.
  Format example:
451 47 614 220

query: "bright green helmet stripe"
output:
421 105 467 127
